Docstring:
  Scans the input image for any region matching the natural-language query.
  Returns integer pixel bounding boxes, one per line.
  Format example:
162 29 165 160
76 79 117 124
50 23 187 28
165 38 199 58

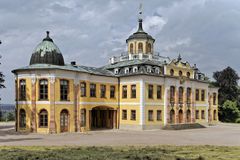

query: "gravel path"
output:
0 122 239 146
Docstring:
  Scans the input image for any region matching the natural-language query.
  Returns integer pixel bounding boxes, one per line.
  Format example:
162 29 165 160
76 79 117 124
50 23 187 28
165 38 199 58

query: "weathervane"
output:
138 3 143 20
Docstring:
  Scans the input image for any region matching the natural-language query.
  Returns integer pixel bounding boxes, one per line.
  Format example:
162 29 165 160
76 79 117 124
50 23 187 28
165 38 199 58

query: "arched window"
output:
39 79 48 100
179 70 183 76
170 69 174 76
179 87 184 104
39 109 48 128
19 109 26 128
19 79 26 100
147 43 151 53
187 72 191 78
130 43 133 53
138 43 143 53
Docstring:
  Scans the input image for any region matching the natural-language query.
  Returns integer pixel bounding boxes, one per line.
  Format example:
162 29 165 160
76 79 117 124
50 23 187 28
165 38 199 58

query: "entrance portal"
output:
186 109 191 123
178 109 183 123
91 106 116 129
60 109 69 132
169 109 175 124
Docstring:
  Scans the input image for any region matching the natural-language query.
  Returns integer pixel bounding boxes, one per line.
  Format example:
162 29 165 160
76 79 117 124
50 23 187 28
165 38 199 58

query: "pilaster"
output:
49 76 56 133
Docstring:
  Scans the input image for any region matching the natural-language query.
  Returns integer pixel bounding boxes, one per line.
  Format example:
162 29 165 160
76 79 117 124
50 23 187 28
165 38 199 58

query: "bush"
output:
219 100 240 122
235 118 240 123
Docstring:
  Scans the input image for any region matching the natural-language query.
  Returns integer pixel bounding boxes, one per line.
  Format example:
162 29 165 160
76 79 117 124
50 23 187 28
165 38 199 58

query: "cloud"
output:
0 0 240 103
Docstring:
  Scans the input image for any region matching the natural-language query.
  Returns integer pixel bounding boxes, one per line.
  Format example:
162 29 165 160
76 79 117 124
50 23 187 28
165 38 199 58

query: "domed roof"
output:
30 31 65 66
126 19 155 42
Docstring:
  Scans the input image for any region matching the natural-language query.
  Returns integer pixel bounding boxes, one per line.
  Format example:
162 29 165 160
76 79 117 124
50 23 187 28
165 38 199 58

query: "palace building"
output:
12 11 218 133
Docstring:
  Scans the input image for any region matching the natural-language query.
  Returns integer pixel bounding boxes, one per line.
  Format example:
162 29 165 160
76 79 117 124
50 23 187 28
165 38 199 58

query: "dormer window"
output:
114 68 119 74
170 69 174 76
147 66 152 73
179 70 183 77
125 67 129 74
155 67 160 74
133 66 138 73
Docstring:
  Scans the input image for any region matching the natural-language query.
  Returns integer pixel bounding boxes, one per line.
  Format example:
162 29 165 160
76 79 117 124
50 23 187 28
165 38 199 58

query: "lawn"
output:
0 146 239 160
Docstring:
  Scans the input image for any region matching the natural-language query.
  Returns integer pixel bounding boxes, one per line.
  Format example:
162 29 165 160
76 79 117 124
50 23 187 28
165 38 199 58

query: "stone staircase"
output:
162 123 206 130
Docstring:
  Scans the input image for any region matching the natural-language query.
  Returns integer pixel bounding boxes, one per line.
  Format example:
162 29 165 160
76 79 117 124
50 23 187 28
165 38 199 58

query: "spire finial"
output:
139 3 143 19
43 31 53 42
178 54 182 61
137 3 144 32
46 31 50 37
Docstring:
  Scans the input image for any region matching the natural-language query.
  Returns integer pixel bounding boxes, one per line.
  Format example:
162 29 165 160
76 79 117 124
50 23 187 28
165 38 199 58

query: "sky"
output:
0 0 240 104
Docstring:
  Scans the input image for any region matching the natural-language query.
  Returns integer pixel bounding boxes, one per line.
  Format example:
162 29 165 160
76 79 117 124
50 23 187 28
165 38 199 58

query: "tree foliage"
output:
0 55 5 90
220 100 240 122
213 66 240 122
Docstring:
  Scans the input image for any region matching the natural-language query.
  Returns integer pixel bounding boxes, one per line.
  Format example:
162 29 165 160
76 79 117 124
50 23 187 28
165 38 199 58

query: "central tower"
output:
126 4 155 55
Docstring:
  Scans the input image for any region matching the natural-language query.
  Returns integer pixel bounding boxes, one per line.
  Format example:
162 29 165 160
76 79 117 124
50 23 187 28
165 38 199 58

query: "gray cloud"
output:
0 0 239 104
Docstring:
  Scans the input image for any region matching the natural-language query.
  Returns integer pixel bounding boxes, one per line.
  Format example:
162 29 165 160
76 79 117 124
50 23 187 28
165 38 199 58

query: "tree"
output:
0 55 5 89
0 41 5 121
213 66 240 121
220 100 240 122
6 112 15 121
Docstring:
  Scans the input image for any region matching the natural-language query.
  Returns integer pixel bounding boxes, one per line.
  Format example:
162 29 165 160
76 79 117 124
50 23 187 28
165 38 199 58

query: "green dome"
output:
30 31 65 66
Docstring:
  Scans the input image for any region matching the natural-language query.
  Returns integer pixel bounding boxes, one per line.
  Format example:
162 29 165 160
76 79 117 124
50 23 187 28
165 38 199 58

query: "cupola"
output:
126 5 155 55
30 31 65 66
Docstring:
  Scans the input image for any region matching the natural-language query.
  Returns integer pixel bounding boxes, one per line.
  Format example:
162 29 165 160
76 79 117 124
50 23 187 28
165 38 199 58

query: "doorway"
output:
60 109 69 132
91 106 116 129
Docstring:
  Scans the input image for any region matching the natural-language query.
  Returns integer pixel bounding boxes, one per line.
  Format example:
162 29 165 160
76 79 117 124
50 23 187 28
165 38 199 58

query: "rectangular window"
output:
195 89 199 101
122 110 127 120
148 110 153 121
213 93 217 105
19 79 26 100
80 109 86 127
187 88 191 103
100 85 106 98
157 110 162 121
148 85 153 99
201 110 205 119
131 110 136 120
201 90 205 101
110 85 115 98
90 83 96 97
131 85 136 98
196 110 199 119
122 85 127 98
80 82 86 97
39 79 48 100
60 80 69 101
157 85 162 99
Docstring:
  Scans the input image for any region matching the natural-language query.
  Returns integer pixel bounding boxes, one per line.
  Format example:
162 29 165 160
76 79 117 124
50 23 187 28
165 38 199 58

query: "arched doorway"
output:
60 109 69 132
91 106 116 129
170 109 175 124
178 109 183 123
186 109 191 123
19 109 26 128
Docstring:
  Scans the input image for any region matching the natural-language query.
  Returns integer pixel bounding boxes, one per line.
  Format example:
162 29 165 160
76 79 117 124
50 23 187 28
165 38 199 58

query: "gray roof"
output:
12 64 115 77
102 59 166 70
126 19 155 42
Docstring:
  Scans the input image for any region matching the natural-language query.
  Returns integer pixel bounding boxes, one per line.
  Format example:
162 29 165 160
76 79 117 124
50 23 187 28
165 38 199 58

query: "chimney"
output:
71 61 76 66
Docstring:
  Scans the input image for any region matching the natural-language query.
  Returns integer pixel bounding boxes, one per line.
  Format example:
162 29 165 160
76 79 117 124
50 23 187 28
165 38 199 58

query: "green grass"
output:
0 146 239 160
